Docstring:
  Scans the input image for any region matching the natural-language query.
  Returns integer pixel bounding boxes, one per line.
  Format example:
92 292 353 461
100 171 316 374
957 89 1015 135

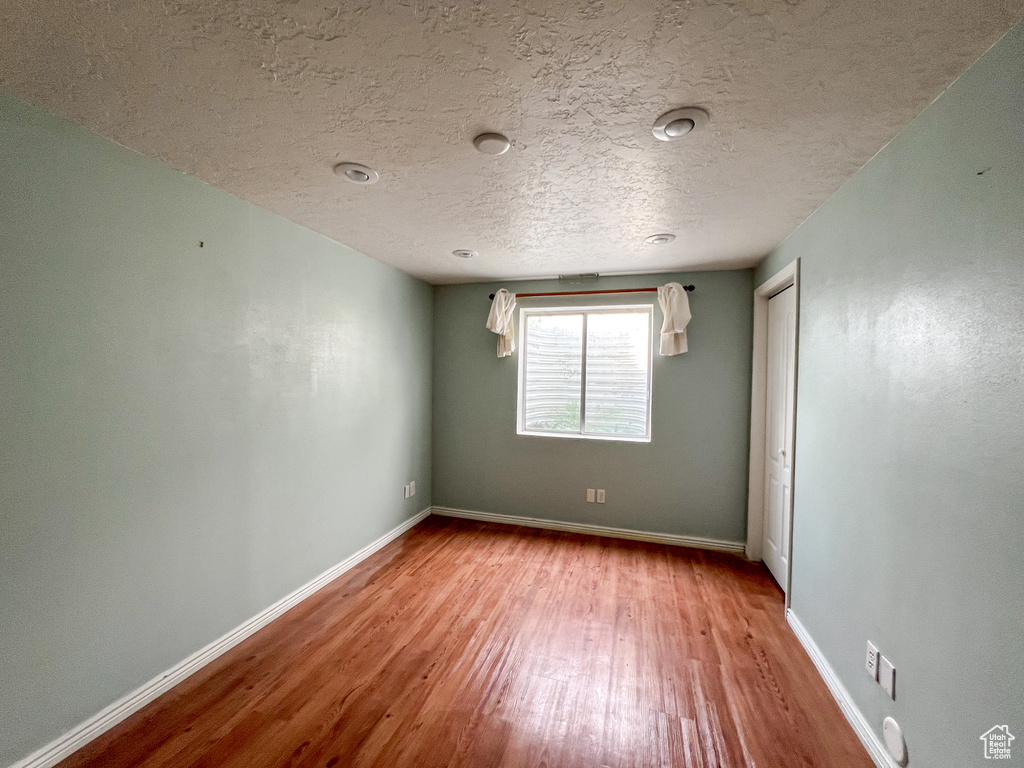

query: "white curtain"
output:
657 282 692 355
486 289 517 357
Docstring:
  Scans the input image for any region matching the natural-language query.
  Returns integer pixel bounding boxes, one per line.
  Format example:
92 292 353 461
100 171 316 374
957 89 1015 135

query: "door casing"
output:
746 259 799 610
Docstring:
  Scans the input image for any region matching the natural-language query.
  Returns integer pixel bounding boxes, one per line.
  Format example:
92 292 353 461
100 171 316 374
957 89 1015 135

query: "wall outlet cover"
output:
866 641 879 681
879 654 896 699
596 489 606 503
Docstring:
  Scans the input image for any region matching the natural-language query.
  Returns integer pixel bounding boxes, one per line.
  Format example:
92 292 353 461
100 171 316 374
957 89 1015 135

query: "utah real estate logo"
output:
980 725 1014 760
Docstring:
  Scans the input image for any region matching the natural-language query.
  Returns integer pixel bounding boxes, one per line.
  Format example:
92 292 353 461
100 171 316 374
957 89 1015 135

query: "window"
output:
517 305 653 442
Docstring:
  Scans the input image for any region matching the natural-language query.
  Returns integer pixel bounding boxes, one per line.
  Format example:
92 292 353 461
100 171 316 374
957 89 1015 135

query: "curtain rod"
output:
488 285 694 300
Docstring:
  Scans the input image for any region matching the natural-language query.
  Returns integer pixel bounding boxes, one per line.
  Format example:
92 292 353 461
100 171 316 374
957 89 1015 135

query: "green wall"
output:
756 21 1024 767
0 93 432 766
432 271 753 542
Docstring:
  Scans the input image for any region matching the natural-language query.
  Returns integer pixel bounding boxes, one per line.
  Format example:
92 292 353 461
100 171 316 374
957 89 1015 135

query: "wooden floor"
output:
60 516 872 768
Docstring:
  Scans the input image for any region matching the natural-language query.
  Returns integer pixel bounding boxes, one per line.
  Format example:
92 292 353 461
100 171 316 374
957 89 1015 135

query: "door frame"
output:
746 259 800 608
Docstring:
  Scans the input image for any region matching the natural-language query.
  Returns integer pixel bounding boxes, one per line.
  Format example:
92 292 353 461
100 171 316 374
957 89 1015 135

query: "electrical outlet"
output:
866 641 879 681
403 484 410 499
409 481 416 496
586 489 595 503
596 489 606 504
879 655 896 700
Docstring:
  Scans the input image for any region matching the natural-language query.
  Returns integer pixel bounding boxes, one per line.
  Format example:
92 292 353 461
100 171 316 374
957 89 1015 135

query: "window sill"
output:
517 429 651 444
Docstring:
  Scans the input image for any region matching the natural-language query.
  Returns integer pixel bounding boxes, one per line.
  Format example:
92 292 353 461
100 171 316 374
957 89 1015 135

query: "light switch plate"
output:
403 484 410 499
586 489 595 503
879 654 896 699
596 489 606 504
409 481 416 496
866 641 879 681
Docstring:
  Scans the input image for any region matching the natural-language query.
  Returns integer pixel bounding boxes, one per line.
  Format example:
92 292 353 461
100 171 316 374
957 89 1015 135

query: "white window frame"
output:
516 304 654 443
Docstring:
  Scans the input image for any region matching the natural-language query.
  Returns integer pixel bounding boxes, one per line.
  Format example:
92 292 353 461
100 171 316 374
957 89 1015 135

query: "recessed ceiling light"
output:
645 233 676 245
453 249 477 259
473 133 511 155
333 162 379 184
665 118 695 137
652 107 709 142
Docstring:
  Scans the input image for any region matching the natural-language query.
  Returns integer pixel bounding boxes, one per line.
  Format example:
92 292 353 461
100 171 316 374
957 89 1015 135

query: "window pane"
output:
523 314 583 432
584 312 650 436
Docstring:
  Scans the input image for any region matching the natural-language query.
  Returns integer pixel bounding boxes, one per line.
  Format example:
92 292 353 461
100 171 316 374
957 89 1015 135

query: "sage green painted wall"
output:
0 93 432 766
432 270 753 542
756 21 1024 767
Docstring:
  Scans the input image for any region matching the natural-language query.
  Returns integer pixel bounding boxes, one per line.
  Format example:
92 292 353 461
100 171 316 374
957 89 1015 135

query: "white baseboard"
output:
9 507 432 768
786 609 898 768
431 506 746 554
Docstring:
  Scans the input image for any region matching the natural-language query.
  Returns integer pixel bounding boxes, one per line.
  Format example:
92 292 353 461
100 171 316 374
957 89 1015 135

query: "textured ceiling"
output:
2 1 1022 283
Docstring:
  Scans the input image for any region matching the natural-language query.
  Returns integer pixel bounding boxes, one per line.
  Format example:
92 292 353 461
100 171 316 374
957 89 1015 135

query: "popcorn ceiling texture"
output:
2 0 1021 283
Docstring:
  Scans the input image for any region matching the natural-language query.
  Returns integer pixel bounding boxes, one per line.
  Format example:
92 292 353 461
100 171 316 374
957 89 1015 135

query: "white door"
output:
763 285 796 592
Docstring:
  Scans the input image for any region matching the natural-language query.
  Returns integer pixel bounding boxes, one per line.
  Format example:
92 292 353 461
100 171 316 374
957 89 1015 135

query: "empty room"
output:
2 2 1022 767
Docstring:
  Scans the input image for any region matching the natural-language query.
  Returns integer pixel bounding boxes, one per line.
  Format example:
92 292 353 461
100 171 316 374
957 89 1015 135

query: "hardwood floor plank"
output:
57 516 873 768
